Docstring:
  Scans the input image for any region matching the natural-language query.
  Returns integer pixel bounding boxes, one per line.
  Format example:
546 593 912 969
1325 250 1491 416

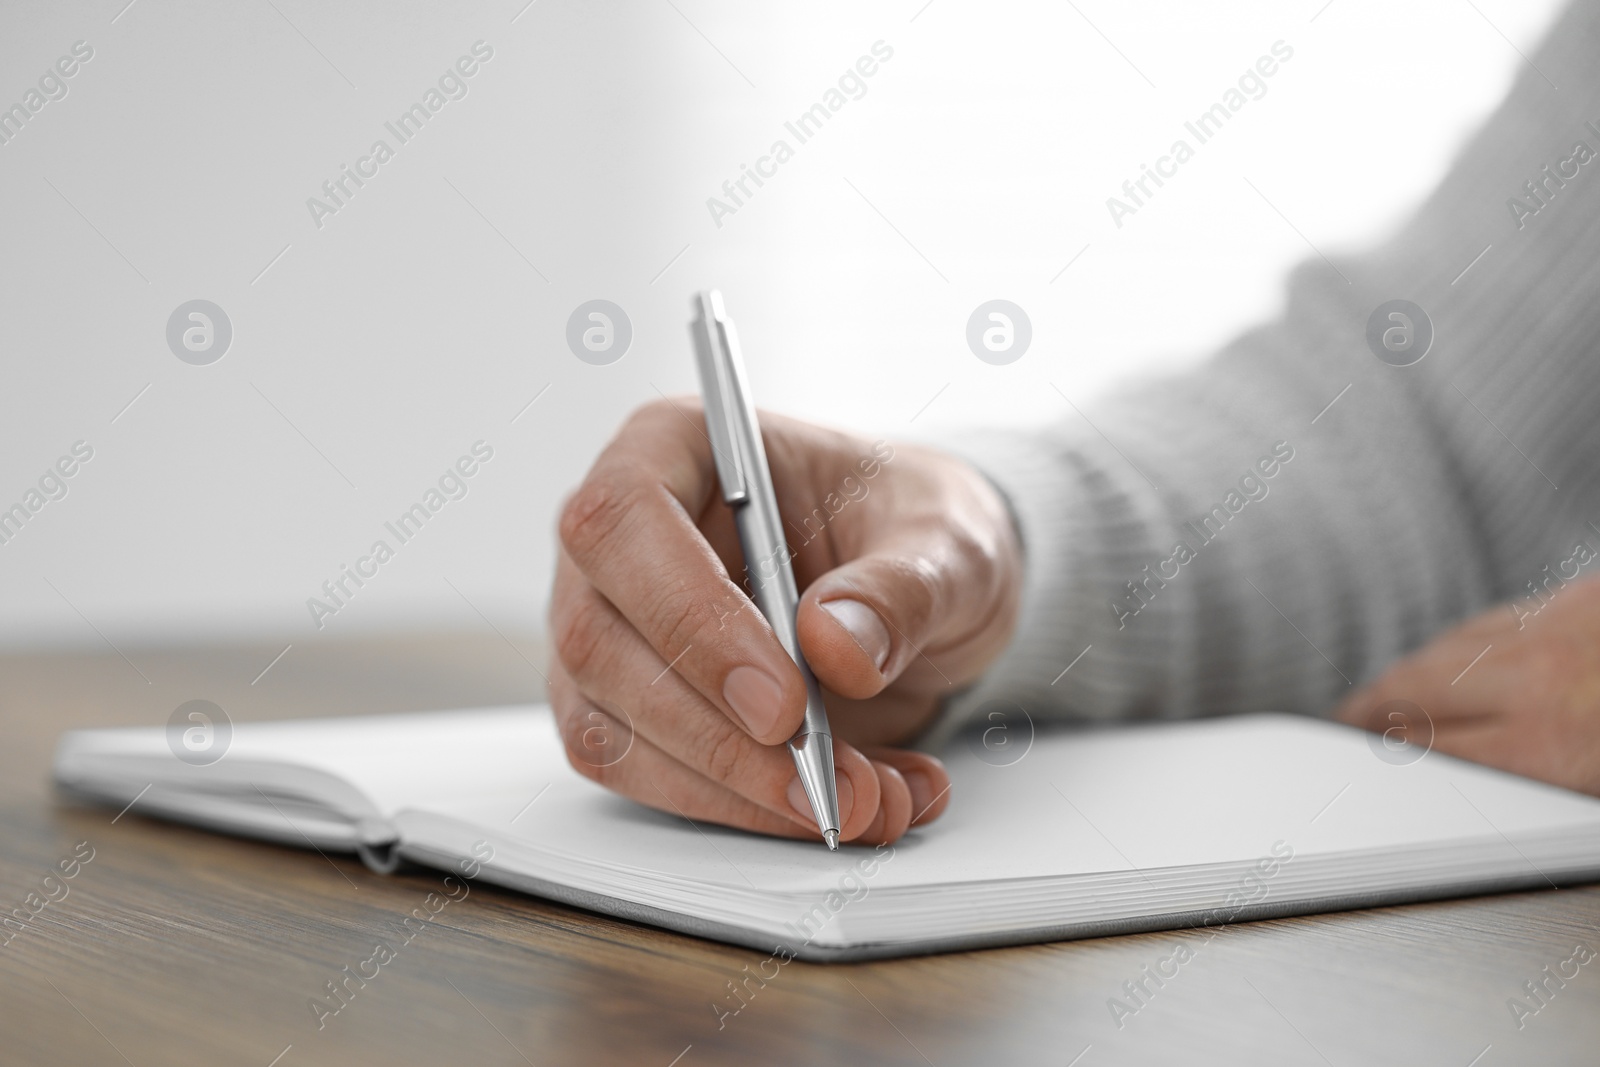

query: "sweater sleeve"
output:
923 0 1600 747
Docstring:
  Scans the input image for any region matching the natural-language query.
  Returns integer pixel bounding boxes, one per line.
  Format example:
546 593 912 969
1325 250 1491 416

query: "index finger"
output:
556 397 809 746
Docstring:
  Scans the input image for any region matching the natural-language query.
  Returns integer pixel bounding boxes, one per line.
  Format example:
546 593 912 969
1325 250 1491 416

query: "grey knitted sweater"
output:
937 0 1600 743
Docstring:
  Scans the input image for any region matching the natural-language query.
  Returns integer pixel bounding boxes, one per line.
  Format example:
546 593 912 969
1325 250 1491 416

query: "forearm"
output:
926 0 1600 743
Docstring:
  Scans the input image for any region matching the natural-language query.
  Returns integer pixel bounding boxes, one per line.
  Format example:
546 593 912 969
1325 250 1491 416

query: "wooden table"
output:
2 636 1596 1066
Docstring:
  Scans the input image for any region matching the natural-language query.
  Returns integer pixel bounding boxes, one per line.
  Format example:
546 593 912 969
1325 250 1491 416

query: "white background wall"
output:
0 0 1564 648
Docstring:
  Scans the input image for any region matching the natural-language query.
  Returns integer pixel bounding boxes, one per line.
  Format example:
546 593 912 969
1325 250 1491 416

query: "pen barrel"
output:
731 503 832 742
691 288 838 839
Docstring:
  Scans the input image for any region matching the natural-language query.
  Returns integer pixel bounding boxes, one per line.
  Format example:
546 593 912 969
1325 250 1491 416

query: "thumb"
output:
795 543 960 701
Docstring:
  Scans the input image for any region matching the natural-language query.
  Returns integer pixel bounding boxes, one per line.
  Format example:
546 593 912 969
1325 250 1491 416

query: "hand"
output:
548 399 1023 844
1334 573 1600 795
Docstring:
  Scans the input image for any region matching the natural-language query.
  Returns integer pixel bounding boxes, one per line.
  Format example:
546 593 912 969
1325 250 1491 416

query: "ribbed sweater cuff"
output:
915 424 1177 752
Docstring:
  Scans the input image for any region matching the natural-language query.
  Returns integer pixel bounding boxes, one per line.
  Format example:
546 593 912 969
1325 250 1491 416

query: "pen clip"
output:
690 290 748 505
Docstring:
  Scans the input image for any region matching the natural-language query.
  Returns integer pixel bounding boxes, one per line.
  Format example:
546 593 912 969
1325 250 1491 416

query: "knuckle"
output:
955 524 1003 602
888 553 942 631
1366 677 1420 715
645 574 716 663
552 593 615 682
630 396 683 427
553 704 611 785
618 397 694 446
699 724 748 789
562 739 606 785
558 476 637 564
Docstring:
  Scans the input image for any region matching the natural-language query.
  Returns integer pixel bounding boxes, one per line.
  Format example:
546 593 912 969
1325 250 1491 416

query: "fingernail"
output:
821 598 891 672
902 769 936 822
723 665 784 737
788 772 854 828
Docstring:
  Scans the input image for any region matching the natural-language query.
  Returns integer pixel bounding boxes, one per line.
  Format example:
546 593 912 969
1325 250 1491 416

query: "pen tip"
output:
824 829 839 851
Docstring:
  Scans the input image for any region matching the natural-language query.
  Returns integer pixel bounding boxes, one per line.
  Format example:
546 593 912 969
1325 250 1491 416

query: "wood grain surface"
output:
1 635 1596 1066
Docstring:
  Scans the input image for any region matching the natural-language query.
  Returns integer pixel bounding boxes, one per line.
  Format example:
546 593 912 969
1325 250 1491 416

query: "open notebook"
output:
52 707 1600 960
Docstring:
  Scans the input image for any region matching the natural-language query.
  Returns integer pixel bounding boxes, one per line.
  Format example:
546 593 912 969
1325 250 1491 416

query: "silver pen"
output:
689 290 842 851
